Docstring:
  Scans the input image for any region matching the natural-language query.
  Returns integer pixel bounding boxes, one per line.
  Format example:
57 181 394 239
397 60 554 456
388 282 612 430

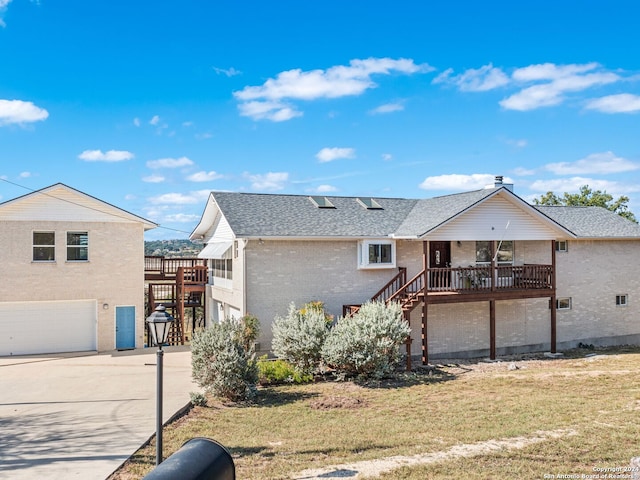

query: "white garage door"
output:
0 300 97 356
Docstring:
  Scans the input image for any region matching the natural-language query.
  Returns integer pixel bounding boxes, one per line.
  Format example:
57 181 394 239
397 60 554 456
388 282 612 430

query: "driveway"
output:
0 346 197 480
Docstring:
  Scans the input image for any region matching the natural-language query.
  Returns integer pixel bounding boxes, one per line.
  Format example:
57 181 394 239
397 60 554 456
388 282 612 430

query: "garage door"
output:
0 300 97 356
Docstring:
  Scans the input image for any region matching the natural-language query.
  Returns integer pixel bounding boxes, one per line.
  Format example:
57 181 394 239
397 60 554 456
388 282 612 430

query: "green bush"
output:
191 317 259 402
189 391 208 407
257 356 313 385
322 301 410 379
272 302 329 375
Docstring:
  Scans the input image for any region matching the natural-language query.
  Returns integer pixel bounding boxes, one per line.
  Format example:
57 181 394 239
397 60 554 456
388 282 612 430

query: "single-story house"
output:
190 177 640 362
0 183 157 356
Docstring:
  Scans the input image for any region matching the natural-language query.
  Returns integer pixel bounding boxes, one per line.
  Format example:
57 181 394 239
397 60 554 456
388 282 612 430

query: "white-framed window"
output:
67 232 88 261
616 294 628 307
557 297 572 310
358 239 396 269
556 240 568 252
211 246 233 281
33 231 55 262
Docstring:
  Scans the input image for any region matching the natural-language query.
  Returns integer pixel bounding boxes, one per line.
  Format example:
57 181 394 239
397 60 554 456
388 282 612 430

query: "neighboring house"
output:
190 178 640 363
0 183 157 356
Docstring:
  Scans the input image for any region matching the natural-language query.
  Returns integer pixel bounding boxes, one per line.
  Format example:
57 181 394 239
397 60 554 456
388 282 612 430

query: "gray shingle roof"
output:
209 190 640 239
212 191 417 237
535 205 640 238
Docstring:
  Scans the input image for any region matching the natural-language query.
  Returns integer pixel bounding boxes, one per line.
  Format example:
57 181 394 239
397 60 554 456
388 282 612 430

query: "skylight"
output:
309 196 335 208
356 197 383 210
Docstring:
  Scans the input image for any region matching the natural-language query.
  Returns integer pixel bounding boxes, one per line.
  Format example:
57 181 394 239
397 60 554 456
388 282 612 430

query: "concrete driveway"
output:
0 346 197 480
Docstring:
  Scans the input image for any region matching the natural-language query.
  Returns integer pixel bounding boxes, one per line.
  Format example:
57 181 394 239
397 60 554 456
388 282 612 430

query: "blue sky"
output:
1 1 639 240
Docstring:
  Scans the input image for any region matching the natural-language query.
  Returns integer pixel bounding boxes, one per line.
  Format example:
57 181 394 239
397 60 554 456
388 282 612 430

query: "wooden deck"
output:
145 257 208 345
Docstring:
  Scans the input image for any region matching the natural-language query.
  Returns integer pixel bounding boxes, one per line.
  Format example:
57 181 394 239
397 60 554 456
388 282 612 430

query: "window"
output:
557 297 572 310
556 240 568 252
309 196 335 208
211 246 233 280
356 197 383 210
475 241 513 265
616 295 628 307
33 231 55 261
67 232 88 261
358 240 396 269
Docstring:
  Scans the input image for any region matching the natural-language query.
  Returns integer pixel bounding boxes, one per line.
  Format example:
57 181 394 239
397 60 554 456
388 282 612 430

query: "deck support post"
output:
550 240 557 353
489 299 496 360
421 300 428 365
422 240 429 365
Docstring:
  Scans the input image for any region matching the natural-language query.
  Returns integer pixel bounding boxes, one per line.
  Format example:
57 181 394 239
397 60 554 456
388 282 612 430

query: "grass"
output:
109 347 640 479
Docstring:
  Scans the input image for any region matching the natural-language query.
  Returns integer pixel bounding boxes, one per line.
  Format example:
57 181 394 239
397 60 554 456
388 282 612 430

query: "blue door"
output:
116 306 136 350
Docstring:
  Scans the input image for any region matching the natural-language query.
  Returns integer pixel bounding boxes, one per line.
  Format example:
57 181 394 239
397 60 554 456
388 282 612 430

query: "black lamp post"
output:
146 304 175 466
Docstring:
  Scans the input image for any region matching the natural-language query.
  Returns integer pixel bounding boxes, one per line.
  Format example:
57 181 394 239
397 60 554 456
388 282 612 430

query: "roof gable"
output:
0 183 157 230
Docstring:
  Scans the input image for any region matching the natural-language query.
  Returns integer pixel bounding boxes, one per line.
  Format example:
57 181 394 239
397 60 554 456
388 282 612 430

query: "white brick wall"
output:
0 220 146 351
211 238 640 357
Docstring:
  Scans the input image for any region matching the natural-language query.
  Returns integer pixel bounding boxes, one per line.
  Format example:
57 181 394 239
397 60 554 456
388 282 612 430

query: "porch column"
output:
489 299 496 360
550 240 557 353
422 241 429 364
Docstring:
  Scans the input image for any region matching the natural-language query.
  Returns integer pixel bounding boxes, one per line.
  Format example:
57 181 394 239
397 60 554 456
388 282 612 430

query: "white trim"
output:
358 239 396 269
557 297 572 310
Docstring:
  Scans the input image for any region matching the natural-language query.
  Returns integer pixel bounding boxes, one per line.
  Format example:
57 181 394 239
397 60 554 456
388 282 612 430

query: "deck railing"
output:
145 256 207 279
429 264 553 293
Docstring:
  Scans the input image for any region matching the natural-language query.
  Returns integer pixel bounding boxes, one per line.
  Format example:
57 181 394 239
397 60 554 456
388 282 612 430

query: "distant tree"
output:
533 185 637 223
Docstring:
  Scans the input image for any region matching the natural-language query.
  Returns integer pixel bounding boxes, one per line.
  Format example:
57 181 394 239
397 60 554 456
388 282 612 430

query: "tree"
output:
533 185 637 223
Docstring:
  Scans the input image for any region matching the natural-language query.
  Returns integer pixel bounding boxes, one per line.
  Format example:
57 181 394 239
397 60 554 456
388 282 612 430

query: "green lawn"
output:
109 347 640 479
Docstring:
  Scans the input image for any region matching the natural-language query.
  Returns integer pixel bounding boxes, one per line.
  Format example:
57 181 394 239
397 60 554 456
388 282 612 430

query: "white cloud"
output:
163 213 202 223
369 102 404 115
0 0 12 27
148 190 210 205
0 99 49 126
19 171 31 178
529 176 620 194
512 167 536 176
244 172 289 191
313 184 338 193
133 117 141 127
78 149 134 162
142 174 165 183
382 153 393 161
149 115 161 126
584 93 640 113
316 147 356 163
503 138 528 148
545 151 638 175
234 57 431 121
432 63 509 92
146 156 194 169
237 100 302 122
419 173 510 191
500 62 619 111
186 171 224 182
213 66 241 77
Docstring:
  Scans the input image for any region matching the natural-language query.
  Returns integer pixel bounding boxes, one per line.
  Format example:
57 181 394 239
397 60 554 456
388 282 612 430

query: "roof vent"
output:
356 197 383 210
495 175 503 186
309 196 335 208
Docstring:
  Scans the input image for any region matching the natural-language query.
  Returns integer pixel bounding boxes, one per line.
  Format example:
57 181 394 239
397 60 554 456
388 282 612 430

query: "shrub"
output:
191 317 259 402
322 301 410 380
257 356 313 385
189 391 208 407
272 302 330 375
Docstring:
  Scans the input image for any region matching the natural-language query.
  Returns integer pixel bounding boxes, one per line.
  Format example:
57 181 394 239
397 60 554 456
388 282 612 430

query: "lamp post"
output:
146 304 175 466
